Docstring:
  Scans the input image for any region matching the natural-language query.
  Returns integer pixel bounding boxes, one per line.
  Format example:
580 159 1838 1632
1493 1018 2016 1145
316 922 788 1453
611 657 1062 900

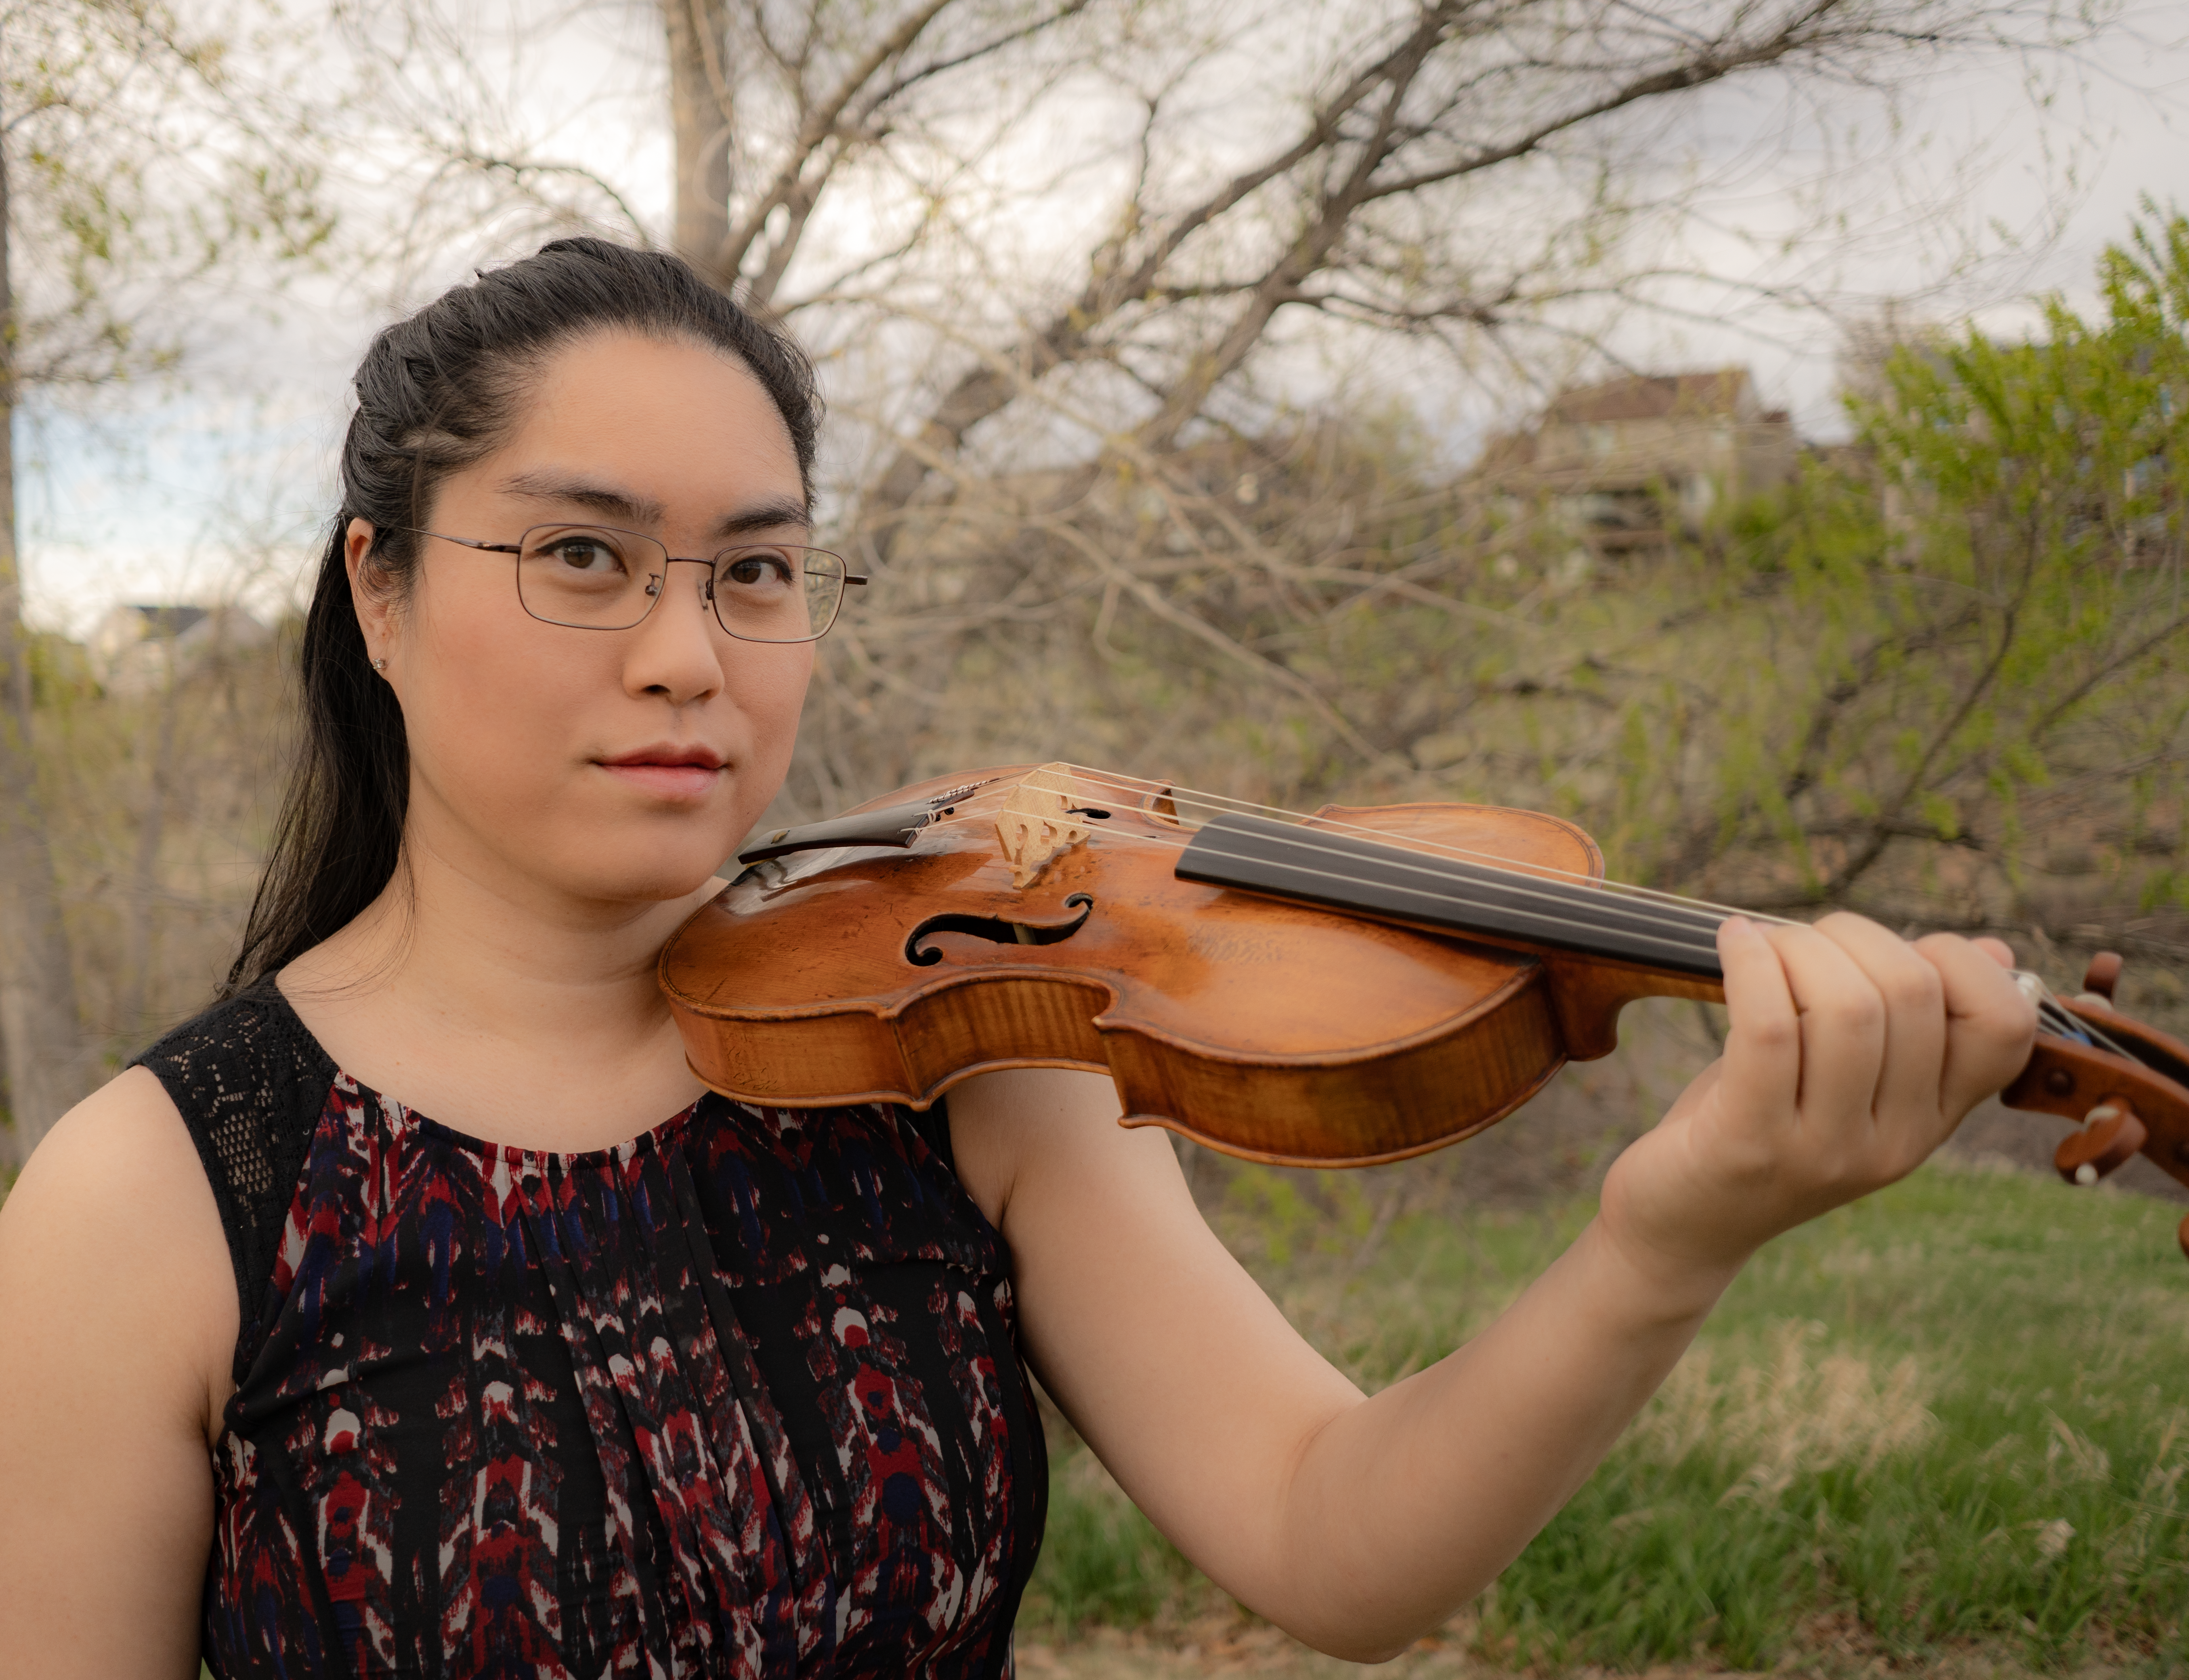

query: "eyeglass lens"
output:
513 525 849 642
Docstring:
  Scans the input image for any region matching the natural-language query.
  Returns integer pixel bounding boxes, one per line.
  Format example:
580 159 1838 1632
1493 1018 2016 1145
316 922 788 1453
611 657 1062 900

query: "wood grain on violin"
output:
670 764 1721 1166
661 764 2189 1214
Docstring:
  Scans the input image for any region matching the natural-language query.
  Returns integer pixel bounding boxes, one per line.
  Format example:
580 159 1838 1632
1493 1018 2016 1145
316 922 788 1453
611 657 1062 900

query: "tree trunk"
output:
664 0 734 286
0 76 90 1164
115 677 183 1041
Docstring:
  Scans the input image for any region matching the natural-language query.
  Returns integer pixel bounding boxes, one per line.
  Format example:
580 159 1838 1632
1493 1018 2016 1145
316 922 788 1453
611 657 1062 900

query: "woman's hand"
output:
1597 914 2038 1296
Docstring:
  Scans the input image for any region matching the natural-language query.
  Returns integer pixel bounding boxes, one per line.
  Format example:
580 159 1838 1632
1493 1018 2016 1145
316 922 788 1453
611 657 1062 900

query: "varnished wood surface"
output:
660 766 1724 1166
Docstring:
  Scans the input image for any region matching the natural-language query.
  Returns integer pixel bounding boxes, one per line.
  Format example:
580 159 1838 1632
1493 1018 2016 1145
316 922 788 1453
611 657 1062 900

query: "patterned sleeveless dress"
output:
135 981 1047 1679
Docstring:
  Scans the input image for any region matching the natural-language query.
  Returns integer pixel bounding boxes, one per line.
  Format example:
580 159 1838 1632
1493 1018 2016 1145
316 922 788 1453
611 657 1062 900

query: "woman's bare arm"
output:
949 916 2036 1662
0 1067 235 1679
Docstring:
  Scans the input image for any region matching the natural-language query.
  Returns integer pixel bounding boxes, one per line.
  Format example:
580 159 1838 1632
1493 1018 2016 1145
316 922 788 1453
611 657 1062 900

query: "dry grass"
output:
1632 1320 1939 1503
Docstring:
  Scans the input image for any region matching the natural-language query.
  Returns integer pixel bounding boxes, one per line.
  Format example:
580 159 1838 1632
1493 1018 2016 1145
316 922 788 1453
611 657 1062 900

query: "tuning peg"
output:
2078 951 2123 1005
2055 1099 2147 1185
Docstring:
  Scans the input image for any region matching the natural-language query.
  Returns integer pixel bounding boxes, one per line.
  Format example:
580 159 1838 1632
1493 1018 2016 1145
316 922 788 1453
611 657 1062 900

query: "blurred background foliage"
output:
22 619 296 1063
808 211 2189 945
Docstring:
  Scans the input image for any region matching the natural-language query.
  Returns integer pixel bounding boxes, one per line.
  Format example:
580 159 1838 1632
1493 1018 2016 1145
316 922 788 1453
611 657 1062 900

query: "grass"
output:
1019 1158 2189 1672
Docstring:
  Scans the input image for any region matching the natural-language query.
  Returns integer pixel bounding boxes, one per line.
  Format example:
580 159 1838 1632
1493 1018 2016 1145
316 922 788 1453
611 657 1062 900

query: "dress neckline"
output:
259 973 711 1166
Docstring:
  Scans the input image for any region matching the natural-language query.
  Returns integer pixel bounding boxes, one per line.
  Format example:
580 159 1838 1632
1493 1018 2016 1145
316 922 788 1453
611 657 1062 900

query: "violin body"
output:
661 766 1716 1165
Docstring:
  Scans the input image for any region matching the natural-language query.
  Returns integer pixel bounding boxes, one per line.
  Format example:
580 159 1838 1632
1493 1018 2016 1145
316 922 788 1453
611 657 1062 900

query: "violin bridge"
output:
995 763 1093 888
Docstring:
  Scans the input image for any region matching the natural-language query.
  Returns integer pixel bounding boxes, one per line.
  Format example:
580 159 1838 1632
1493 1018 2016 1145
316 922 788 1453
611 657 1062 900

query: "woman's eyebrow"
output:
500 472 663 525
716 498 812 539
497 472 808 540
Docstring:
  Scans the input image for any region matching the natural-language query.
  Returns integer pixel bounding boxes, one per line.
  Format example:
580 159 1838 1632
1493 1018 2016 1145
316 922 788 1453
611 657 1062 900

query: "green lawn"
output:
1021 1160 2189 1672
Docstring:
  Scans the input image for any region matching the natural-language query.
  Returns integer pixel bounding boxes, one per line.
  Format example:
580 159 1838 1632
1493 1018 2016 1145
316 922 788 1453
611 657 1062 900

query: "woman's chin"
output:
549 857 731 910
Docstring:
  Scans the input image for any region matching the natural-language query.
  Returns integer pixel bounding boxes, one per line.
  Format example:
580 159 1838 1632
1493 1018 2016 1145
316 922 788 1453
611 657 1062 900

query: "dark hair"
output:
223 236 822 997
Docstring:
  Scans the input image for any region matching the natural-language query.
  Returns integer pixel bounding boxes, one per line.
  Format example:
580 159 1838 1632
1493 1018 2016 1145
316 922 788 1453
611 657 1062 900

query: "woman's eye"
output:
554 540 623 574
722 551 794 589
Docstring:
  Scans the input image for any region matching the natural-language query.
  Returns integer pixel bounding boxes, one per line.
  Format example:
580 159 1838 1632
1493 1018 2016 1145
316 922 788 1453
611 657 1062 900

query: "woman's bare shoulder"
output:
944 1065 1125 1231
0 1069 235 1671
0 1067 238 1433
7 1065 216 1218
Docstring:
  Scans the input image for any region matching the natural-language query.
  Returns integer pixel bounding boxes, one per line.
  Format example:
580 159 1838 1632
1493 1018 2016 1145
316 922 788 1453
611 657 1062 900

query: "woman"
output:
0 238 2037 1679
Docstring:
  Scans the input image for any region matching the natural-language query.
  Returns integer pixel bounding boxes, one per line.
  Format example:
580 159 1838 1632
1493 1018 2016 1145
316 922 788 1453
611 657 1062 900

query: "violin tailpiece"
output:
996 763 1093 888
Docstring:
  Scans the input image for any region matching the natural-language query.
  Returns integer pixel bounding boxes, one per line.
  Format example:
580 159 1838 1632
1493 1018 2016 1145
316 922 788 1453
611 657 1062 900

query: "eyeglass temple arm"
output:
398 529 522 556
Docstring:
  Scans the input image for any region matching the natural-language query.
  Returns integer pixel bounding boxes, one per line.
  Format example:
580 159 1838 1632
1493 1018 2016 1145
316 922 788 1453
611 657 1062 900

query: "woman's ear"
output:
345 519 398 670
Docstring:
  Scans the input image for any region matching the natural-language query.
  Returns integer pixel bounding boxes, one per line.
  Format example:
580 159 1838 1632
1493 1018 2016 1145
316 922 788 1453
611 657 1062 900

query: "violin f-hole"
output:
904 895 1096 967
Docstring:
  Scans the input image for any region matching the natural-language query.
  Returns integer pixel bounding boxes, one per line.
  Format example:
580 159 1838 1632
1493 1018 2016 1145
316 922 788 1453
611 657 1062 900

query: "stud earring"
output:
371 658 388 673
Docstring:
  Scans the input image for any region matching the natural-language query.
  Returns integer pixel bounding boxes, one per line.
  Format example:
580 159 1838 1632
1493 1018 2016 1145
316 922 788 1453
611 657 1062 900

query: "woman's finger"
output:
1712 917 1800 1137
1914 933 2040 1121
1810 912 1946 1136
1758 922 1886 1135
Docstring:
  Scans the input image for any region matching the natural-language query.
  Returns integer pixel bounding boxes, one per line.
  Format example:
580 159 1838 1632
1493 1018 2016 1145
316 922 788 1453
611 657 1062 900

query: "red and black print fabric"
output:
139 989 1046 1678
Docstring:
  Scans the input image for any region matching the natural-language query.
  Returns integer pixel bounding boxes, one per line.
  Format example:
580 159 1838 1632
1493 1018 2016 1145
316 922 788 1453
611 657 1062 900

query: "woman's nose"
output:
625 559 727 700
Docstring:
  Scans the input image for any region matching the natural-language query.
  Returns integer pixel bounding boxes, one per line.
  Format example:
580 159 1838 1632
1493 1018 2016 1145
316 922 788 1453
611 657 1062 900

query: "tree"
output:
1729 208 2189 942
355 0 2110 672
1347 207 2189 987
0 0 331 1161
648 0 2112 811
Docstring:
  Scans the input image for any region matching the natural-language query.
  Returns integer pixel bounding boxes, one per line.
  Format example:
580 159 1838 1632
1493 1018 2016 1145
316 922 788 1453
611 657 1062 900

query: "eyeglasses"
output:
399 524 865 643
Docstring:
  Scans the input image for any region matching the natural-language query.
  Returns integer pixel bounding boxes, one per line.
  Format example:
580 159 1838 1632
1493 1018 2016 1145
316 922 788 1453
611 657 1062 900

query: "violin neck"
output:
1171 815 2189 1202
1174 813 1727 981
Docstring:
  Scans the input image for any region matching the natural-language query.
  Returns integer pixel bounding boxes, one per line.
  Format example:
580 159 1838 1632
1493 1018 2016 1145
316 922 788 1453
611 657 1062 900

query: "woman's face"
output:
350 330 816 909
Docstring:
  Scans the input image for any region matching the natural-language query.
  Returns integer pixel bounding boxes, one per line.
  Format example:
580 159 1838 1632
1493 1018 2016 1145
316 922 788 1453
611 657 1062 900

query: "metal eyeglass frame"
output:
395 524 867 644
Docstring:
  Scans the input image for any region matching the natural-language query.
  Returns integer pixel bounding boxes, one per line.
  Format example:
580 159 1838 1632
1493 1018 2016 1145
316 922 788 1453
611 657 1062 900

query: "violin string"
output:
1064 768 1800 930
2024 976 2138 1062
939 772 1664 901
1045 768 1732 911
925 803 1733 952
930 784 1743 950
2041 996 2118 1053
921 772 2145 1050
1045 764 1807 929
1145 820 2141 1052
1173 821 1734 952
1172 834 1727 966
923 796 1729 962
930 789 1732 942
937 804 2124 1050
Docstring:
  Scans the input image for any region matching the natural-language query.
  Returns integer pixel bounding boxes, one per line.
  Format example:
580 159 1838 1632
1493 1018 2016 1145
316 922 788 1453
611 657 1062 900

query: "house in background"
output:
89 602 269 695
1481 368 1799 550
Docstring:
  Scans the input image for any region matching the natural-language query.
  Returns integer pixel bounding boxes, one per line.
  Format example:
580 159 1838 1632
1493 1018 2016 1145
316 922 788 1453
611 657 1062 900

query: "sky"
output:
18 0 2189 639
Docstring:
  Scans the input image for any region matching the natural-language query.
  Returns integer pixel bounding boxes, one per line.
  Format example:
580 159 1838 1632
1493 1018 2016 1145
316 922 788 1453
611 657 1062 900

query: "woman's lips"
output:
598 758 724 800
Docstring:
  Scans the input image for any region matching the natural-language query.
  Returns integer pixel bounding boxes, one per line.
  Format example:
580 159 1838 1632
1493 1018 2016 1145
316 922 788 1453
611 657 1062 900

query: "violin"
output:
659 762 2189 1256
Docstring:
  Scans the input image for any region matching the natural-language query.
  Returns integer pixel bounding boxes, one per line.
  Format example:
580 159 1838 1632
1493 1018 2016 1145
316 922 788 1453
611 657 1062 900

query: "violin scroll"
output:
2000 953 2189 1258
